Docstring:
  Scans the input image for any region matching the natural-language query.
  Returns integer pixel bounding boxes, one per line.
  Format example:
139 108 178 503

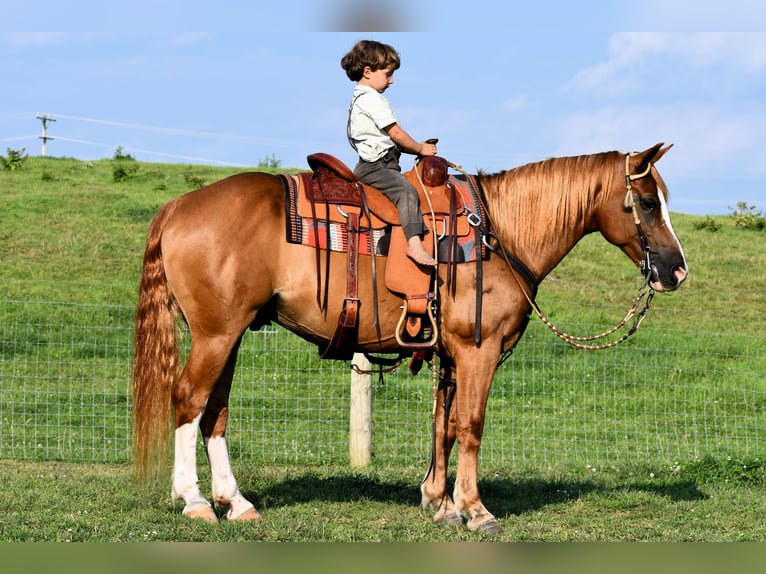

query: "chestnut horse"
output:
132 143 687 533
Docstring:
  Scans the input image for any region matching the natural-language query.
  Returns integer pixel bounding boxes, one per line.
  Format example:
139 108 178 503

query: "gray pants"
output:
354 148 427 240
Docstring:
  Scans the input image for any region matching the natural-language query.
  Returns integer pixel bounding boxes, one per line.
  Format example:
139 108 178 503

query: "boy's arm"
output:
385 123 437 156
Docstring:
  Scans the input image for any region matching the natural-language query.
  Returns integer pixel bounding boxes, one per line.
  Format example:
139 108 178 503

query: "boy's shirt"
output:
347 84 398 162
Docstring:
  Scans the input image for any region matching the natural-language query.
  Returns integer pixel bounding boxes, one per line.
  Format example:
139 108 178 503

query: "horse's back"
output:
158 171 293 328
169 171 284 222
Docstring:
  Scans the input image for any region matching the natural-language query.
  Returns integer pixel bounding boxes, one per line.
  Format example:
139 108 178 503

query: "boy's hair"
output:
340 40 401 81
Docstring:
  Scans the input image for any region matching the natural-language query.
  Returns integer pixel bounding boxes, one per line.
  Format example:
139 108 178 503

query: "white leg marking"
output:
206 435 258 521
171 413 212 514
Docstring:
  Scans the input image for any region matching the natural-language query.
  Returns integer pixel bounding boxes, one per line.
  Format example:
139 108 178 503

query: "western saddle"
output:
300 152 476 360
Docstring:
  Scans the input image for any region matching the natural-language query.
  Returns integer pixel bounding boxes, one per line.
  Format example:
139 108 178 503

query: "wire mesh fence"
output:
0 279 763 468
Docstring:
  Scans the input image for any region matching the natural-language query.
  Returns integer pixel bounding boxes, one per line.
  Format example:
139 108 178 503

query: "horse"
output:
132 142 688 533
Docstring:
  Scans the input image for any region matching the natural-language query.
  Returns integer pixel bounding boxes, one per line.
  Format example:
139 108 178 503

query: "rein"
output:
483 152 658 351
353 152 659 376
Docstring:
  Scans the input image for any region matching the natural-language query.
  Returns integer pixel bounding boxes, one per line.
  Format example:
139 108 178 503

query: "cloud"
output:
568 33 766 98
502 95 527 113
0 32 69 51
553 101 766 179
622 0 766 31
168 33 216 48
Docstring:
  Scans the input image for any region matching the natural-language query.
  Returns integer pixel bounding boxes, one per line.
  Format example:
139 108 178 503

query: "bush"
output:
693 216 722 232
1 147 29 171
257 153 281 169
183 172 206 189
730 202 765 230
112 146 139 182
113 146 135 161
112 161 139 182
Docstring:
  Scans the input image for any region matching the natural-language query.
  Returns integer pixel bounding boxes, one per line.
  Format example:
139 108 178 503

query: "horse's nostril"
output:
673 266 688 285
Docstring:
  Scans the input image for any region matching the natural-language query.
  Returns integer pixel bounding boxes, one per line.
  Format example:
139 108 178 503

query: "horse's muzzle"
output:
650 263 688 292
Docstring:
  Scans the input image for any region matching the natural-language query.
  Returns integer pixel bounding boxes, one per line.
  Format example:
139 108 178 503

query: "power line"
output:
50 112 341 151
53 136 250 166
0 135 38 144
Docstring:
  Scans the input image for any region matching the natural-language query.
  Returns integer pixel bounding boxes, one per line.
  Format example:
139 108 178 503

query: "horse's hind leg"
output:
199 337 262 522
171 334 242 523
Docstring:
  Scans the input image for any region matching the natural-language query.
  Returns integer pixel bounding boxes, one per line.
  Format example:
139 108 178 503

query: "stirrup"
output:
395 298 438 349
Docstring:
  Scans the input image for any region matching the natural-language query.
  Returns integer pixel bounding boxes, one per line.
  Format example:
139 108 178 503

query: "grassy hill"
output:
2 154 763 324
1 154 765 541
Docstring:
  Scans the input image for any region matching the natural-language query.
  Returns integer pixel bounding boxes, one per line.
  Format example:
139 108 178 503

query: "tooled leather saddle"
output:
281 153 487 360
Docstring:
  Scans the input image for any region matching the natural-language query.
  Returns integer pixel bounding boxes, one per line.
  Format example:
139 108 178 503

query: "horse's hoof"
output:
472 518 504 535
229 507 263 522
440 512 466 527
183 504 219 524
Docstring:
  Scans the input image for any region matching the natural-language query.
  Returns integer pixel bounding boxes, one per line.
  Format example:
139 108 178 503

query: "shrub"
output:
729 201 765 230
113 146 135 161
112 146 139 182
1 147 29 171
112 161 139 182
183 172 206 189
257 153 281 169
693 216 722 232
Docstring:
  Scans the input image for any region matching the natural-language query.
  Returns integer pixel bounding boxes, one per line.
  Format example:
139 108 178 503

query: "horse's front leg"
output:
420 360 462 525
451 352 504 534
199 338 262 522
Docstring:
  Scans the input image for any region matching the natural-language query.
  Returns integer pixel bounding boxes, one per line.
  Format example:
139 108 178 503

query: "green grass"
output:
0 456 763 541
0 156 764 540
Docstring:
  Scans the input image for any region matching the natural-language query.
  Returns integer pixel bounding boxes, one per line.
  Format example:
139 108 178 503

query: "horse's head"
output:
599 143 688 292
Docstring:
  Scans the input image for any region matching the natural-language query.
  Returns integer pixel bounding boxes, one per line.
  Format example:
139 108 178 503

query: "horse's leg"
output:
420 359 462 525
170 334 239 523
450 349 504 533
199 337 262 522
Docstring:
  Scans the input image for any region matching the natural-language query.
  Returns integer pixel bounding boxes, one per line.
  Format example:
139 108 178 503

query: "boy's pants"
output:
354 148 427 240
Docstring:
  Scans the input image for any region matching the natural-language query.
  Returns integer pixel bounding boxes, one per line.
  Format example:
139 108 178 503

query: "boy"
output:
341 40 437 267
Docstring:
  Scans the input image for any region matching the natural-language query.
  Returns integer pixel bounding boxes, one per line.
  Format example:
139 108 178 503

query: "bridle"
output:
496 152 660 352
623 152 661 287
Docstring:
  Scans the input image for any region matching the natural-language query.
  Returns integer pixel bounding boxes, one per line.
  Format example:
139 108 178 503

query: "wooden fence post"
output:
349 353 372 467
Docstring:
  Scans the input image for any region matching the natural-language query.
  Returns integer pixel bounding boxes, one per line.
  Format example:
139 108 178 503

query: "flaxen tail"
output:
132 199 181 483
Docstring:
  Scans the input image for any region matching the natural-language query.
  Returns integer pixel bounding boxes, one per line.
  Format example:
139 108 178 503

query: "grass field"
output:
1 456 764 542
0 154 764 541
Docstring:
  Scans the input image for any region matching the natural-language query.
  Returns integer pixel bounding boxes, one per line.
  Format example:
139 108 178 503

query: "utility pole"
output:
36 113 56 156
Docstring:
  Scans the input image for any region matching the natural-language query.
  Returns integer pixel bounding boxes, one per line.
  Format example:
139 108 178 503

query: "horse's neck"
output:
487 187 589 283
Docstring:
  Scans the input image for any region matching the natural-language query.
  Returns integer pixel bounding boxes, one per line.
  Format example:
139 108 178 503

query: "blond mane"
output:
478 151 621 253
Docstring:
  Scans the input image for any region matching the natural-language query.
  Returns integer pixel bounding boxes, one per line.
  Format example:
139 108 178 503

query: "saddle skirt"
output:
280 153 487 315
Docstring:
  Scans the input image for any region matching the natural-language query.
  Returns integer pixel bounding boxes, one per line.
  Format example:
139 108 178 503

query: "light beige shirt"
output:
347 85 398 162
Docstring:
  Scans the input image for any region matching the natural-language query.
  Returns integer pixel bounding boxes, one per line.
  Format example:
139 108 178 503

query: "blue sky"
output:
2 2 765 215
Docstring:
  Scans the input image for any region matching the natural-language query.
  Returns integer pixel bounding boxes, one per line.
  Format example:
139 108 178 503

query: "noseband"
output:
623 152 658 287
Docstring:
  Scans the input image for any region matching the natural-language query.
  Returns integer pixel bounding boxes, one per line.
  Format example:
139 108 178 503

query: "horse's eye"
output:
639 197 659 211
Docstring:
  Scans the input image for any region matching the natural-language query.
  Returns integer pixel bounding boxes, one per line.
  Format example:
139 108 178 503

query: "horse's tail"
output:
132 199 181 483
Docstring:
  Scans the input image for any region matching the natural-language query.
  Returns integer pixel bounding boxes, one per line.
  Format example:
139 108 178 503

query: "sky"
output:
2 2 765 215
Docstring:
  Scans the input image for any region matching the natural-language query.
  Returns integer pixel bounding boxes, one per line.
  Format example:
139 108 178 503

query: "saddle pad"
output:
281 173 386 256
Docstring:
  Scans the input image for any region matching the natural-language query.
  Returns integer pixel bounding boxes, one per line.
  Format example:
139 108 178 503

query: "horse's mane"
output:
477 151 621 252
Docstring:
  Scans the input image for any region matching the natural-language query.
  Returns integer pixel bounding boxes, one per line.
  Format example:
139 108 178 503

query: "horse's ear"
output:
635 142 673 172
652 143 673 164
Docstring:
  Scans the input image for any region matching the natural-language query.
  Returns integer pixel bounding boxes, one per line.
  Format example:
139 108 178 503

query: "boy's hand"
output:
419 140 438 156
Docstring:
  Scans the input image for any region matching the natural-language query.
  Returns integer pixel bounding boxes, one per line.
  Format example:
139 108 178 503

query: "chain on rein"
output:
351 152 660 378
495 152 659 351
